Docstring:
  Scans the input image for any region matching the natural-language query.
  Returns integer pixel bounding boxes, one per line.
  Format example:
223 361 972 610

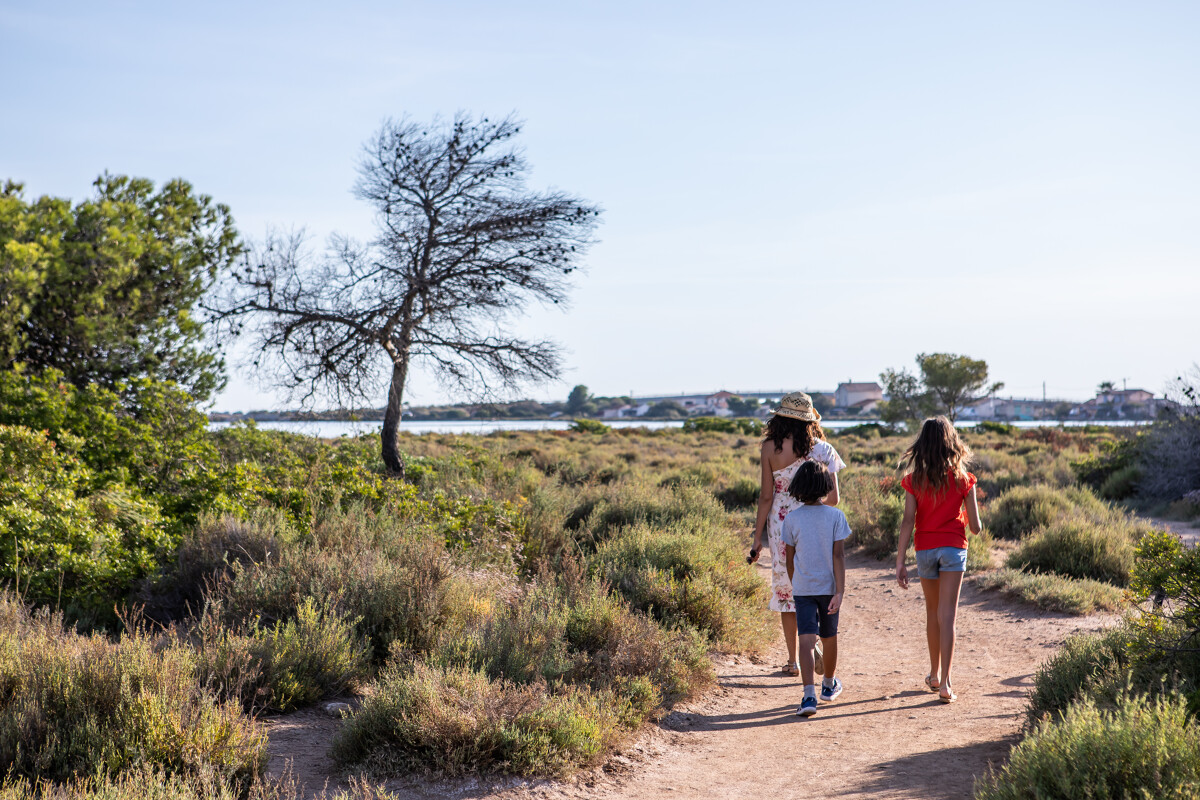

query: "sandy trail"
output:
268 551 1114 799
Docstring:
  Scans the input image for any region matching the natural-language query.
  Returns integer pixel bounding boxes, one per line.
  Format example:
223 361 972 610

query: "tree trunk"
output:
381 359 408 478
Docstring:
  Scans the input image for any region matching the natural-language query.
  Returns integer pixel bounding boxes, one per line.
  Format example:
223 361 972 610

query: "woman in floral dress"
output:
749 392 846 676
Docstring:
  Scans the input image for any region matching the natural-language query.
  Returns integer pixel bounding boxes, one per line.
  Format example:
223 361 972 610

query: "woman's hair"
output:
788 460 834 504
764 415 825 460
903 416 972 495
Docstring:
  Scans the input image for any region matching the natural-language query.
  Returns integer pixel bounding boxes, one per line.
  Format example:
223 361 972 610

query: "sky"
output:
3 1 1198 411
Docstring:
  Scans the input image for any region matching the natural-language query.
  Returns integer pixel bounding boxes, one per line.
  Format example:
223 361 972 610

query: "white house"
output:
835 382 883 412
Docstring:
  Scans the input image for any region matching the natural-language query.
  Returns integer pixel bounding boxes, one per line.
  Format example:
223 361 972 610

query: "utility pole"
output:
1043 381 1046 403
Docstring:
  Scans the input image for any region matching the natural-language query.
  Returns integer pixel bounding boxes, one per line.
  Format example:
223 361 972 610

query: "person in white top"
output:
748 392 847 676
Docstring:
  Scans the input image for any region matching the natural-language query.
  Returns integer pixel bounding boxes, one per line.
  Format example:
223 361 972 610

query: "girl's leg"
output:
781 611 798 664
937 571 965 695
919 578 941 682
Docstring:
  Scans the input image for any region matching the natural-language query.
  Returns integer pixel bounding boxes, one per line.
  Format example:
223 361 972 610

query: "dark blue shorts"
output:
794 594 839 638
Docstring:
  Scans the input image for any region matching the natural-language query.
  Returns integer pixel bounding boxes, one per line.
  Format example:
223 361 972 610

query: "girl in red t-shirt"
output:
895 417 982 703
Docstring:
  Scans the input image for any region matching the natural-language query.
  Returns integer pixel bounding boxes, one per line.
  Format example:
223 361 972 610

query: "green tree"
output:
1098 381 1116 393
726 395 761 416
879 367 931 425
917 352 997 422
0 176 239 400
880 353 999 424
567 384 591 414
647 400 687 419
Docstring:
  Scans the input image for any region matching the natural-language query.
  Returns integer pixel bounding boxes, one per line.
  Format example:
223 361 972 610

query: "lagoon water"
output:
206 418 1144 438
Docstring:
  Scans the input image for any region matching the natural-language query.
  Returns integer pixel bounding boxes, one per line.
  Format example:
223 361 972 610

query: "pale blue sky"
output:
3 1 1198 410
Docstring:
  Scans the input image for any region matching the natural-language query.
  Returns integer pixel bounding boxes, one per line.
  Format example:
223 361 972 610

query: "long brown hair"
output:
903 416 972 495
764 415 825 461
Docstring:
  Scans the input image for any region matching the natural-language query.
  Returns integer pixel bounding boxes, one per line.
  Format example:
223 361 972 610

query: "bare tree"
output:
213 114 601 474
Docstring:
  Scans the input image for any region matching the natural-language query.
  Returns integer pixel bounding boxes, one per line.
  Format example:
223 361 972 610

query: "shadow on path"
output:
853 737 1017 799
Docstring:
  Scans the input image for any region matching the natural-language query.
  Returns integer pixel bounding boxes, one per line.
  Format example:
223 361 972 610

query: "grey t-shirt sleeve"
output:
833 510 851 542
780 515 797 548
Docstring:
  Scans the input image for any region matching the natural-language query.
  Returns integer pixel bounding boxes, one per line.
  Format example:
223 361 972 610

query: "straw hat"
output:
772 392 821 422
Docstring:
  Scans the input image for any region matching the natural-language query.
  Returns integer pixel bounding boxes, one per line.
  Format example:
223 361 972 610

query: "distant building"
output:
835 382 883 413
1071 389 1163 420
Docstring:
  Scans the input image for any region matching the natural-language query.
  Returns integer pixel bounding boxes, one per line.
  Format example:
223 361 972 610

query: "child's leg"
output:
797 633 818 686
920 577 941 681
820 635 837 678
937 570 965 693
781 611 797 664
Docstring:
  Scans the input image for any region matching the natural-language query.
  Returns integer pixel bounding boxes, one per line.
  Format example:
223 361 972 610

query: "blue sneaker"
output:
796 695 818 717
820 677 843 702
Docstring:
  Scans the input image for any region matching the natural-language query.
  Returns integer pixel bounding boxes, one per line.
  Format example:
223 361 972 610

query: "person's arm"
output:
965 485 982 534
785 543 796 583
896 493 917 590
823 471 840 507
750 443 774 559
828 540 845 613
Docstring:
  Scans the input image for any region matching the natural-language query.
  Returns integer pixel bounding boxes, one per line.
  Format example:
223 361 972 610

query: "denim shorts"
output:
915 546 968 580
793 595 839 638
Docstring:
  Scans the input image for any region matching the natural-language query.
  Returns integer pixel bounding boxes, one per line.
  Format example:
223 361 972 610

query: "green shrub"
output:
138 512 285 623
569 419 609 434
1070 436 1140 496
967 530 994 571
714 476 760 510
976 421 1015 436
0 764 398 799
588 521 768 652
1007 517 1136 585
0 596 265 785
1025 625 1137 725
987 485 1106 540
212 528 486 663
973 568 1125 615
834 422 896 439
194 598 370 713
682 417 763 436
1099 463 1142 500
975 694 1200 800
0 424 170 627
331 663 628 777
840 469 904 559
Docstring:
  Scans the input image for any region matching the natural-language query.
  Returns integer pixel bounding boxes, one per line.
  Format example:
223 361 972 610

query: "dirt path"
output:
1149 516 1200 546
269 551 1114 799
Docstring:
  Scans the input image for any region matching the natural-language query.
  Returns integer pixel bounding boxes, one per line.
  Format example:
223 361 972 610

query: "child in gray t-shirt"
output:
780 460 851 716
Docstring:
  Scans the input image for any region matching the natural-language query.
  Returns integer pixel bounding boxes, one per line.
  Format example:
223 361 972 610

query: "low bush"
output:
713 476 759 510
588 521 768 652
331 663 628 777
987 485 1106 540
138 512 285 623
0 596 265 785
194 598 371 713
1025 625 1137 725
1006 516 1136 586
973 568 1125 615
975 421 1015 436
839 469 904 559
681 417 762 436
966 530 994 572
0 424 171 627
0 765 398 799
569 418 609 434
212 531 487 663
974 694 1200 800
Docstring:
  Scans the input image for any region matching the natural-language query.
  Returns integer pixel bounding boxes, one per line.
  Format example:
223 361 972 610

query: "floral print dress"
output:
767 440 847 613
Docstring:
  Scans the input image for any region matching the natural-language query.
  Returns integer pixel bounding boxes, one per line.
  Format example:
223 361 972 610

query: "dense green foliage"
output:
975 695 1200 800
0 596 265 787
0 177 238 400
